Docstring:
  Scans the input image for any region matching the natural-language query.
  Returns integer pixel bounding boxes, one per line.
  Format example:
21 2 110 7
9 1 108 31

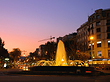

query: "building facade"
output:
57 33 77 43
77 9 110 59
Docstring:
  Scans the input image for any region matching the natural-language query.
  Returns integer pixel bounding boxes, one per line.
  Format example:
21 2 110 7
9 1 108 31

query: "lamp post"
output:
90 36 94 56
90 36 94 40
90 36 94 65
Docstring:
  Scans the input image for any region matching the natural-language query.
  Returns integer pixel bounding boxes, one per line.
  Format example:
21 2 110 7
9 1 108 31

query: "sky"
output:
0 0 110 56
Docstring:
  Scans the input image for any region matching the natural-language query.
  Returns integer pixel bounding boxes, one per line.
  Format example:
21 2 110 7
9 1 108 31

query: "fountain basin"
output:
29 66 95 74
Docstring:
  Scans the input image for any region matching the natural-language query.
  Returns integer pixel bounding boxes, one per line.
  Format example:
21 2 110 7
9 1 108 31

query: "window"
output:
88 44 91 50
93 51 95 58
107 13 110 17
92 24 93 29
89 52 91 59
97 34 101 39
102 12 106 17
89 17 92 22
107 33 110 39
92 15 95 21
97 41 101 47
96 21 100 26
108 50 110 57
107 27 110 32
97 51 102 57
107 20 110 23
92 30 94 34
96 28 101 32
92 43 94 50
107 20 110 25
108 41 110 47
96 15 100 19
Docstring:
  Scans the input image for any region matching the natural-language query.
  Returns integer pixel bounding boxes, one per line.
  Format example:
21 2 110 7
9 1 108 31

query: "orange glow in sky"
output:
1 33 40 56
0 0 110 56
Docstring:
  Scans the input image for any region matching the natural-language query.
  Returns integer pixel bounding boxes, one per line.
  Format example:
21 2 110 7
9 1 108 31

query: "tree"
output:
0 38 9 57
0 38 4 48
64 39 77 60
75 52 90 61
0 38 9 65
9 48 21 63
64 38 90 61
44 41 57 60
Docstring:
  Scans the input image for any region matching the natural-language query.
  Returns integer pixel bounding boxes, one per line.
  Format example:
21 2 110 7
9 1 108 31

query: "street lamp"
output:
90 36 94 57
90 36 94 65
90 36 94 40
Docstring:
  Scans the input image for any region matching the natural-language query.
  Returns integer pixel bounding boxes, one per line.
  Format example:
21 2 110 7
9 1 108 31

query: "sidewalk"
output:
97 70 110 74
0 68 22 72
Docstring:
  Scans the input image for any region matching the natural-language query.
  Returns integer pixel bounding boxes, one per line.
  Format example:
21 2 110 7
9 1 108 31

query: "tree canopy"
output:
0 38 9 58
44 41 57 60
64 38 90 61
9 48 21 62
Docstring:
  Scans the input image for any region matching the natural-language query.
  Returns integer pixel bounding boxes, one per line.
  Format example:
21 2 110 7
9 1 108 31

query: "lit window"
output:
97 51 102 57
92 43 94 49
88 44 91 50
97 41 101 47
93 51 95 58
108 41 110 47
89 44 91 46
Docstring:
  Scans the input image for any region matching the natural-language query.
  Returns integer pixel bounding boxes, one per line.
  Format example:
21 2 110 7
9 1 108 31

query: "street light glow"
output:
90 36 94 40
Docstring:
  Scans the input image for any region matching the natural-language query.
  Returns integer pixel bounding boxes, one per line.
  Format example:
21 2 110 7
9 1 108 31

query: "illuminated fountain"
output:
30 40 92 73
35 40 87 67
36 40 68 66
54 40 68 66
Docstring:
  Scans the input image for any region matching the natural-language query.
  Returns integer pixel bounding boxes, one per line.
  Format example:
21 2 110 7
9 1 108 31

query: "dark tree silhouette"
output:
0 38 9 57
64 38 90 61
44 41 57 60
9 48 21 64
0 37 9 66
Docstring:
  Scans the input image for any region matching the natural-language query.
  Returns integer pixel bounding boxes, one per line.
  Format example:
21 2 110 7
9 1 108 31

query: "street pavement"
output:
0 68 110 82
0 73 110 82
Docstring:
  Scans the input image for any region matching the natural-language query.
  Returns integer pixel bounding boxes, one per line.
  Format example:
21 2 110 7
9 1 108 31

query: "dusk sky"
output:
0 0 110 56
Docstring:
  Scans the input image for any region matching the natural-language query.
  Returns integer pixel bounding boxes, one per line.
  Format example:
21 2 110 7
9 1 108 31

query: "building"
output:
57 33 77 42
77 9 110 59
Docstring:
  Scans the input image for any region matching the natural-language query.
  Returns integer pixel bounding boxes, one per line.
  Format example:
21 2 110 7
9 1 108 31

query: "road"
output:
0 74 110 82
0 68 110 82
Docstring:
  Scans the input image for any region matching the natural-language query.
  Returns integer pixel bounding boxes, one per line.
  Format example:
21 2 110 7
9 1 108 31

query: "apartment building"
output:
77 9 110 59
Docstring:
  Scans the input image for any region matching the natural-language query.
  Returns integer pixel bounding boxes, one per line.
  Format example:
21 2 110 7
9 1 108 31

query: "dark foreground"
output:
0 72 110 82
0 68 110 82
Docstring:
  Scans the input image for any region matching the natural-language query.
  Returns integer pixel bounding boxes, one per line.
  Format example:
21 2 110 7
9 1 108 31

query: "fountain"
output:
30 40 93 74
35 40 68 66
55 40 68 66
35 40 85 67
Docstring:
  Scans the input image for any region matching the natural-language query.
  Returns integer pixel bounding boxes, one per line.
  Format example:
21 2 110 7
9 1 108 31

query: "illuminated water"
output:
54 40 68 66
36 40 68 66
35 40 87 66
